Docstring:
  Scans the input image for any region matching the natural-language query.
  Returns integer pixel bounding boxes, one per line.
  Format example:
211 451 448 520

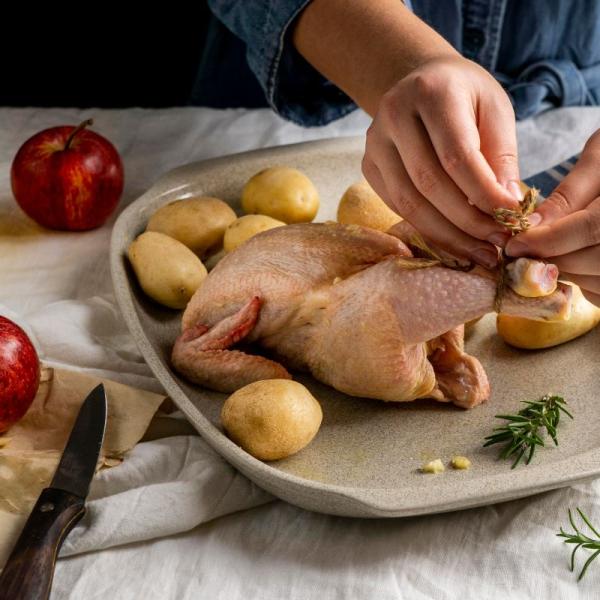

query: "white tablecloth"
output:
2 105 600 599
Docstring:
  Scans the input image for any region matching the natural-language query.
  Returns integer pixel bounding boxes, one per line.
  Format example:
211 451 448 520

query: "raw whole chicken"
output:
172 222 571 409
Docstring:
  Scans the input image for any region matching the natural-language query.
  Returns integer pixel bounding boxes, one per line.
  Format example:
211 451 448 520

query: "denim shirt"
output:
206 0 600 125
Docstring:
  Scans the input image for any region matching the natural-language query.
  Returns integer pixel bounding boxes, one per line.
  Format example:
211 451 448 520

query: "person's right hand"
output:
362 56 523 269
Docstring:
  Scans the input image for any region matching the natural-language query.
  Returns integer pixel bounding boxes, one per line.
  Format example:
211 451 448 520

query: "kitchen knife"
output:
0 383 107 600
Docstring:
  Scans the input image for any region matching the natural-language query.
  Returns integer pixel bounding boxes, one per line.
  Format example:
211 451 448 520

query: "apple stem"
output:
64 118 94 150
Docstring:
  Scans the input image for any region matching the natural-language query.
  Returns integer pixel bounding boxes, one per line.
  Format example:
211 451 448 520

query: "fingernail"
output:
471 247 499 269
505 239 529 257
487 232 509 247
507 180 523 201
527 212 542 227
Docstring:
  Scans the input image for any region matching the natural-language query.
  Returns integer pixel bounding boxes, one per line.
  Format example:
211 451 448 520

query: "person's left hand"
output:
505 129 600 306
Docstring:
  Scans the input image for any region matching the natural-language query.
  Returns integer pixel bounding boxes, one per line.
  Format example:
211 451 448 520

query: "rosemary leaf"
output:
558 509 600 580
483 394 572 468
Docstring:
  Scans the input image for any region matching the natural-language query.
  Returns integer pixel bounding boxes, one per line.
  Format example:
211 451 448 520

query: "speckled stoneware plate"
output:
110 136 600 518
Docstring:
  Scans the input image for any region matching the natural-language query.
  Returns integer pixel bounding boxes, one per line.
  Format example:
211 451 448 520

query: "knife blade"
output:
0 383 107 600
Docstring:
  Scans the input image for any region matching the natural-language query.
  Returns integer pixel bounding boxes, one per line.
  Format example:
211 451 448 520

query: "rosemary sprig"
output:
558 508 600 581
483 394 572 468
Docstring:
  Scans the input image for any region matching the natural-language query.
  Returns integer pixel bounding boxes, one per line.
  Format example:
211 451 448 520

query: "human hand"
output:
362 56 522 269
505 129 600 306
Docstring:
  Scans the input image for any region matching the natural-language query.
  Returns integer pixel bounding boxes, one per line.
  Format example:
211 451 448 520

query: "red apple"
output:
0 316 40 433
11 119 124 230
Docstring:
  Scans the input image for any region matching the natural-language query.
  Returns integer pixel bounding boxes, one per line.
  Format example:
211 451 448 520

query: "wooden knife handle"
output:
0 487 85 600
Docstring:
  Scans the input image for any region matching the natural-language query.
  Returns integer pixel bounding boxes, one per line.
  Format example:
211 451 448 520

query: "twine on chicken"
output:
395 256 441 270
493 188 537 234
493 188 539 312
408 233 475 272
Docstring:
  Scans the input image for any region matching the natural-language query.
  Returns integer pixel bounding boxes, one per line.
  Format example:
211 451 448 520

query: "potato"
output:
128 231 207 309
223 214 286 252
146 196 236 257
241 167 319 223
221 379 323 461
497 284 600 349
337 180 401 231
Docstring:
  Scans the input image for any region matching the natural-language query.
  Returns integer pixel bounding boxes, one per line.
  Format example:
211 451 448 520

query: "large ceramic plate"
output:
110 136 600 518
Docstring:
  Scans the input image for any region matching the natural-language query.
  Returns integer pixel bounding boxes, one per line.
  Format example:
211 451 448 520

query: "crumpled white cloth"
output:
62 437 273 557
2 105 600 599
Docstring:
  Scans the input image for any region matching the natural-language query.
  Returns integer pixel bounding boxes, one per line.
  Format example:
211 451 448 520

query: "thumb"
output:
536 136 600 225
478 95 522 202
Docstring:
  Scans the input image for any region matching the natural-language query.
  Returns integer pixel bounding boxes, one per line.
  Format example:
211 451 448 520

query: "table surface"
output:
2 105 600 599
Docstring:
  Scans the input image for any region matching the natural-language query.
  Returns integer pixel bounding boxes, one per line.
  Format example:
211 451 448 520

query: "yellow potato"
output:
241 166 319 223
337 180 401 231
221 379 323 461
146 196 236 257
497 284 600 349
223 214 286 252
127 231 207 309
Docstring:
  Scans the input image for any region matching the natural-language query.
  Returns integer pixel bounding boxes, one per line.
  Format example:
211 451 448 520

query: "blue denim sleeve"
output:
207 0 357 126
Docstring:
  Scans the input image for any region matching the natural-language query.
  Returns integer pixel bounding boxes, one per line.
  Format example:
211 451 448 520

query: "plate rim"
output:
110 136 600 517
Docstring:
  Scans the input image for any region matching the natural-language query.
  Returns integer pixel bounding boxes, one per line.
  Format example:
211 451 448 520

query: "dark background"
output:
0 6 266 109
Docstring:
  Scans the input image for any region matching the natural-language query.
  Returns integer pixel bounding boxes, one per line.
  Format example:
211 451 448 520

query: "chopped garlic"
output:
421 458 445 474
451 456 471 470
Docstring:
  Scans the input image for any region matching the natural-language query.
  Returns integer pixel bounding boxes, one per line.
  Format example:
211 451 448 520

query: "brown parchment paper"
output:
0 366 168 565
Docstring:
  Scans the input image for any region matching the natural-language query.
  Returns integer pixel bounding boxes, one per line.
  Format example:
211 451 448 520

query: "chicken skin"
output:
173 223 571 408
